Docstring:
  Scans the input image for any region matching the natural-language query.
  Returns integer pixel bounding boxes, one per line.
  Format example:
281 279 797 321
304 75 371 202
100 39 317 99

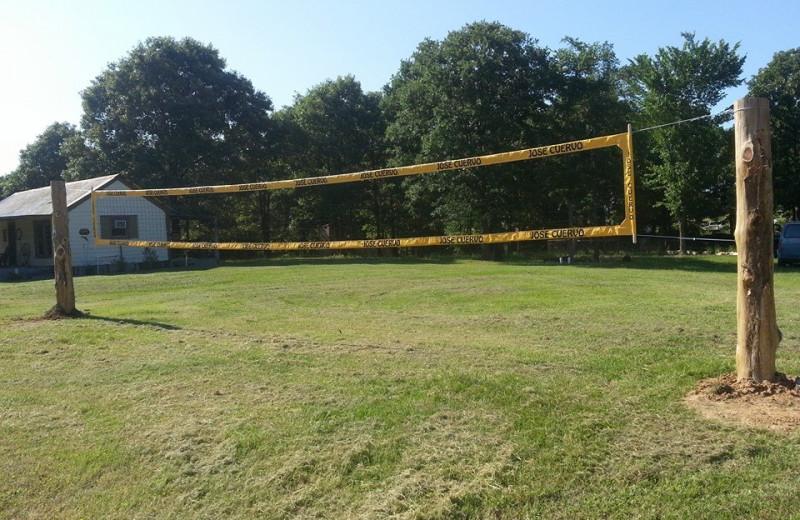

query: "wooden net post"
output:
51 180 76 315
734 97 780 382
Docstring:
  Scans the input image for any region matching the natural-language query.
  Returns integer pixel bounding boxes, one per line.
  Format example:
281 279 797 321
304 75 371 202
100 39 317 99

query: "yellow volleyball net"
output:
91 129 636 251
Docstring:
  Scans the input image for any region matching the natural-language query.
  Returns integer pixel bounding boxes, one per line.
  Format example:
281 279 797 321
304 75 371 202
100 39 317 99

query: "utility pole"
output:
734 98 780 382
50 181 77 315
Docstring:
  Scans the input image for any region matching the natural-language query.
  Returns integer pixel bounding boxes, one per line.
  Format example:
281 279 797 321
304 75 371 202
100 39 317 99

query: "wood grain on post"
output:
734 98 780 382
51 181 76 314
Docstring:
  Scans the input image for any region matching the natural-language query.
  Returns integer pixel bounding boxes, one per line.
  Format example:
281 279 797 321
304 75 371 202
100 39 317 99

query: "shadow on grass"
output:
120 262 220 276
223 254 460 268
576 256 800 274
563 256 739 273
223 253 744 273
81 313 181 330
444 253 741 274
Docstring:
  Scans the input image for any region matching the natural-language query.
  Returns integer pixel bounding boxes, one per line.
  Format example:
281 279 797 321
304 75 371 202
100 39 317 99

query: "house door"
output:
6 221 17 266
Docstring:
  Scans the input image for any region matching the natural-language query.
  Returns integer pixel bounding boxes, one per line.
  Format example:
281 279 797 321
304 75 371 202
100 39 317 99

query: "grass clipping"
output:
686 373 800 432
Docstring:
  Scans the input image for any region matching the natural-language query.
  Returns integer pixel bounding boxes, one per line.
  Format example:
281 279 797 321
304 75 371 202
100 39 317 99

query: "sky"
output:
1 0 798 176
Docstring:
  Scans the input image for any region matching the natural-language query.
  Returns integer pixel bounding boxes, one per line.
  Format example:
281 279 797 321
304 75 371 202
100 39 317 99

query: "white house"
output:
0 174 169 271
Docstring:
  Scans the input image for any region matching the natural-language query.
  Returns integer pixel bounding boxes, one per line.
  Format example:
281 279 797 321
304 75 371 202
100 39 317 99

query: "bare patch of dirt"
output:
685 373 800 432
43 305 85 320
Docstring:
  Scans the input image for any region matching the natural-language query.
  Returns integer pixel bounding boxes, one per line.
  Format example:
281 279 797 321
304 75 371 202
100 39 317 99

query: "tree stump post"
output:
51 181 76 315
734 97 780 382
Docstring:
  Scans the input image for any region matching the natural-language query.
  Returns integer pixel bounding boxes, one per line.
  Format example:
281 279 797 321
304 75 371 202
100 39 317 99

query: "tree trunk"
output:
371 183 383 238
480 216 504 261
734 97 780 383
51 181 76 315
678 217 686 255
258 191 271 242
371 184 384 257
567 203 577 260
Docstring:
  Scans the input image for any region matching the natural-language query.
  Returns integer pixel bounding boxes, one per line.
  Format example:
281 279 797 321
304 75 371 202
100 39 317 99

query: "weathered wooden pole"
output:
734 97 780 382
51 181 76 315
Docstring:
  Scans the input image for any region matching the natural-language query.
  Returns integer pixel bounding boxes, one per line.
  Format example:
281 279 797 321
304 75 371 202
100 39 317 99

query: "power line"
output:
637 234 735 243
632 107 748 134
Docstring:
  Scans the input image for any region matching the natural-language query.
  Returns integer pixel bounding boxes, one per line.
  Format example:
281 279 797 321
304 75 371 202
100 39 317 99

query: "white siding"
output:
3 179 169 269
70 180 169 267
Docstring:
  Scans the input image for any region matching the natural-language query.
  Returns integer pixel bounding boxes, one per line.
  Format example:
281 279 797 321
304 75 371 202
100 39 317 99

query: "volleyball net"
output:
91 129 637 251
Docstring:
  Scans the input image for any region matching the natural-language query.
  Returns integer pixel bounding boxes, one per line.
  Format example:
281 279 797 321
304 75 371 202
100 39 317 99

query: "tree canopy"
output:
79 36 275 189
624 33 744 250
3 24 796 255
749 48 800 216
384 22 558 247
1 122 79 196
278 75 389 241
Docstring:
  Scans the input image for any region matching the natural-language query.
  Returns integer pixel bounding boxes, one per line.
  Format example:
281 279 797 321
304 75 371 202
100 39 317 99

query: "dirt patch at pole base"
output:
43 305 85 320
685 373 800 432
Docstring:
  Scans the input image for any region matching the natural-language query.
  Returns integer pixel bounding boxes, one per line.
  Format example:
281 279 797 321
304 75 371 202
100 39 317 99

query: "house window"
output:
100 215 139 239
34 221 53 258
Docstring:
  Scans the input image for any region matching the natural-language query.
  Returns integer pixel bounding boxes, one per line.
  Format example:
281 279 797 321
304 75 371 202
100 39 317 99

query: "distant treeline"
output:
2 23 798 254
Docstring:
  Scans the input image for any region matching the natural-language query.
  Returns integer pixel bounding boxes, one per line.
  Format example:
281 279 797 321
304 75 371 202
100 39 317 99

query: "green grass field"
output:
1 255 799 519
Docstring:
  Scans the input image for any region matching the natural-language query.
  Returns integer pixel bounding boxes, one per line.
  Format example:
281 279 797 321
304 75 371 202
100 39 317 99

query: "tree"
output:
383 22 557 258
80 36 275 189
1 122 80 197
748 48 800 217
60 132 115 182
279 76 390 241
77 37 277 247
625 33 744 252
551 39 632 256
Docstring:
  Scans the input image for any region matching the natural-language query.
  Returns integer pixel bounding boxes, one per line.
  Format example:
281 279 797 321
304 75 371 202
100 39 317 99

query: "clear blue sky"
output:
1 0 798 176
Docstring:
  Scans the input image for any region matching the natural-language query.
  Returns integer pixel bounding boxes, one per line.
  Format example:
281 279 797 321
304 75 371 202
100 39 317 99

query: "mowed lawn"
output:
1 256 799 519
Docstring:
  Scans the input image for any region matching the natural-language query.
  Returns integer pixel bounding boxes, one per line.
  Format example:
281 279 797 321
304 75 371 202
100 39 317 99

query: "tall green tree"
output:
625 33 744 252
550 39 632 249
60 132 115 182
80 36 275 189
383 22 557 257
749 48 800 217
77 37 277 246
1 122 80 197
279 76 390 241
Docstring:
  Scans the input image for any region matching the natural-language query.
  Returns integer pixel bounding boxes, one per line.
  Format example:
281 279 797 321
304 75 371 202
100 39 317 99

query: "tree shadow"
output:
503 255 740 273
227 253 745 273
582 256 739 273
224 254 460 268
80 313 181 330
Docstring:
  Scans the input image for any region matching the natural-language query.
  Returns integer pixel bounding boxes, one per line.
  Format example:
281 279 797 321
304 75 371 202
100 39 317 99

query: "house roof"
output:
0 174 122 220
